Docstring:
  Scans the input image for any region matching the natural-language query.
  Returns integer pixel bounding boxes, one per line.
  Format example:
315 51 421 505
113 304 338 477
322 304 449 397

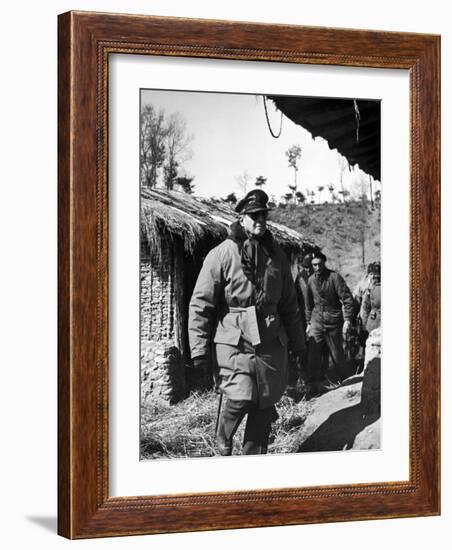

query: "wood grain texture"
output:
57 10 72 538
57 10 440 539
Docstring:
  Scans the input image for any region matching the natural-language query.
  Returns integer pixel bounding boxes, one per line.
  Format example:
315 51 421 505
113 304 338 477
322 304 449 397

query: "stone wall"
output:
140 240 175 342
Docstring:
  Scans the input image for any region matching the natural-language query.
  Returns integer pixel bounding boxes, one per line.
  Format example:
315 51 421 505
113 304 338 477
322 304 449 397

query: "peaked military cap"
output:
235 189 271 215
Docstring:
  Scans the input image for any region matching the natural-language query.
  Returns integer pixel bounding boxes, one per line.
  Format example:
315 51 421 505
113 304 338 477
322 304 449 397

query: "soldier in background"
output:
353 261 376 316
361 261 381 334
305 251 354 395
353 261 378 362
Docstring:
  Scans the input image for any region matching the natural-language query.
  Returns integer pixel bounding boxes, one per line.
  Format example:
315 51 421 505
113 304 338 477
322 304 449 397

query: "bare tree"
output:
286 144 302 191
235 170 252 196
337 155 349 194
317 185 325 204
163 113 194 190
140 104 166 187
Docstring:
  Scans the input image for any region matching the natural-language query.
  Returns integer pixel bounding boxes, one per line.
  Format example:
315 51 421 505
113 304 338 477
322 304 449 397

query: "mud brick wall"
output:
140 236 187 403
141 341 185 405
140 241 175 342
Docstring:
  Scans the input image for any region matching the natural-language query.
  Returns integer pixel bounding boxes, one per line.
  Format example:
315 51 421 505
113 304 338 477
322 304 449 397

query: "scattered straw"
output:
140 387 311 460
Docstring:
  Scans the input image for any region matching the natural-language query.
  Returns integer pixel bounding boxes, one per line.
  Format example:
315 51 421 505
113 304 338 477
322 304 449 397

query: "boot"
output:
216 399 248 456
216 434 232 456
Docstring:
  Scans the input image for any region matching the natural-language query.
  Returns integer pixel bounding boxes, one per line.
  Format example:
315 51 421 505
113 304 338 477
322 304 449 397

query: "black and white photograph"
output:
140 89 382 459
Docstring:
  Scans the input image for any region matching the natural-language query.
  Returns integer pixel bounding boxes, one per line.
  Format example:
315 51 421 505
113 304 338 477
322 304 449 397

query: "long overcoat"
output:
188 235 304 409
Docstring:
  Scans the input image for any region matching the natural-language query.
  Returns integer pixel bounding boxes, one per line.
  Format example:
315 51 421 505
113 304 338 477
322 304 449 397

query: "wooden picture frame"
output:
58 11 440 539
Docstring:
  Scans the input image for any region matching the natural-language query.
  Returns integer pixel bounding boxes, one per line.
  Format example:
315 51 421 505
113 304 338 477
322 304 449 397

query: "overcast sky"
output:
141 89 380 202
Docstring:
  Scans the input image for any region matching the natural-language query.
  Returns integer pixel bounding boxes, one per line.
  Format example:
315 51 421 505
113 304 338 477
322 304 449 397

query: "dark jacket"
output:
294 270 310 328
305 268 354 329
188 229 304 408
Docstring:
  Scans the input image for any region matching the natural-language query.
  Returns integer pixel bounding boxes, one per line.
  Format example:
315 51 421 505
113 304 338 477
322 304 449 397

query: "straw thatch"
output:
140 188 318 259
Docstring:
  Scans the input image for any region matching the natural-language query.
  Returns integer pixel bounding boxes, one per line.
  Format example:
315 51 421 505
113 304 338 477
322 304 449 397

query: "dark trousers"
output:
306 325 346 382
217 398 275 455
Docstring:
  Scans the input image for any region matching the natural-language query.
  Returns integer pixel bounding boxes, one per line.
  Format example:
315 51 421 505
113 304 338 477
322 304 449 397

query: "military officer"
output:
188 189 305 455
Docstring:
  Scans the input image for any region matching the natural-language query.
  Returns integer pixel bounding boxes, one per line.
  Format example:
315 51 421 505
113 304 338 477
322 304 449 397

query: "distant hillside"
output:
271 200 381 289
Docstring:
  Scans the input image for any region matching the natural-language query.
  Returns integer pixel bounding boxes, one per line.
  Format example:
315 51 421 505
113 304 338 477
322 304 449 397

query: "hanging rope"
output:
263 96 283 138
353 99 361 143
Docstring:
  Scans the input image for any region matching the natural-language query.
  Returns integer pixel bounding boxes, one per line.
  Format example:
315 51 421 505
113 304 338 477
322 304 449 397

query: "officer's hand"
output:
343 320 351 337
193 356 210 375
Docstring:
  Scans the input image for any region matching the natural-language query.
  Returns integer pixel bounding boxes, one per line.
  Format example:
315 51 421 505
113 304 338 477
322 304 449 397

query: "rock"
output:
295 345 381 452
361 328 381 418
353 418 381 449
296 381 368 452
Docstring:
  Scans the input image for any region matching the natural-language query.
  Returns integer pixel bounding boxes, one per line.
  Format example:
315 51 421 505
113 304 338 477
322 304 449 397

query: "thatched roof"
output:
141 188 317 259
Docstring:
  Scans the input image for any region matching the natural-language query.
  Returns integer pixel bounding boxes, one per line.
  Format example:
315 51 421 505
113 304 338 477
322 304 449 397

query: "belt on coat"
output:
313 304 342 312
226 306 261 347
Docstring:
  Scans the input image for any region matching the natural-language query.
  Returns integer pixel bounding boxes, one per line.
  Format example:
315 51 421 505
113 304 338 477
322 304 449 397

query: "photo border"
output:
58 11 440 538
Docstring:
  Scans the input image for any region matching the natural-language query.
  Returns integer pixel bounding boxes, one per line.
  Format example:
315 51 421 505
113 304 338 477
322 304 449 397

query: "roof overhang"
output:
267 95 381 182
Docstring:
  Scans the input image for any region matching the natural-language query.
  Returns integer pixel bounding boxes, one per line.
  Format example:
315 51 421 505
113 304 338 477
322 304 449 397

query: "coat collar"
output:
312 267 332 282
228 220 274 253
